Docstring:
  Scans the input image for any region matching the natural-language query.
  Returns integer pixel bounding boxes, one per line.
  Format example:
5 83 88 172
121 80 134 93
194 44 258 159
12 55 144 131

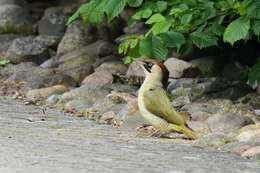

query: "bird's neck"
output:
140 75 163 93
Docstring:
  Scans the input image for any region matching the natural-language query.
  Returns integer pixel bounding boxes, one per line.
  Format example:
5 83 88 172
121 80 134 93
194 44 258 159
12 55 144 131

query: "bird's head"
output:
139 58 169 88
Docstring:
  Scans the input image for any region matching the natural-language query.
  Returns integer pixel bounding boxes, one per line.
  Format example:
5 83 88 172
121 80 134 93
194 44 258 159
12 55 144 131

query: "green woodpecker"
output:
137 59 197 139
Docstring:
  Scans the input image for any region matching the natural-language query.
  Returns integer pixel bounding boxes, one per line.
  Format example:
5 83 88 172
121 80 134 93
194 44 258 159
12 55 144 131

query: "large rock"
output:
181 102 221 121
168 78 230 101
26 85 69 101
7 64 76 93
164 57 200 78
81 70 114 87
5 37 50 64
168 77 249 101
81 61 127 87
223 62 245 81
236 124 260 143
60 85 110 103
56 50 94 84
38 7 68 37
241 146 260 159
0 5 32 34
189 57 219 77
35 35 61 49
56 40 116 83
126 61 145 85
0 34 20 54
207 113 254 133
57 20 96 56
0 0 28 8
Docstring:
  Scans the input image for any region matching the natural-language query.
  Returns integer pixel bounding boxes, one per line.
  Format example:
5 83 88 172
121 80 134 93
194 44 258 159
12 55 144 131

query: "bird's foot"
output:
135 124 156 137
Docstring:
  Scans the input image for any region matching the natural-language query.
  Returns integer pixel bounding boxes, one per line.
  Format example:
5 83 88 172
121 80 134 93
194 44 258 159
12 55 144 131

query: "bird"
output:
137 58 197 139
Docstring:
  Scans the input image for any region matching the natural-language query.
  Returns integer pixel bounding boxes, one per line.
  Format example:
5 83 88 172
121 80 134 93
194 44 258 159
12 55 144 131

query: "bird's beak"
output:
135 59 151 73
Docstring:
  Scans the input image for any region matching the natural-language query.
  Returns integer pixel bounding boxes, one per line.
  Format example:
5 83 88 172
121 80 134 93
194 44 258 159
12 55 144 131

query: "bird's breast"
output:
138 92 168 129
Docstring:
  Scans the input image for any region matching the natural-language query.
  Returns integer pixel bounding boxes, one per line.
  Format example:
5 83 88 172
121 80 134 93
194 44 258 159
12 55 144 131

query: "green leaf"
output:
67 3 92 25
180 13 193 25
150 21 171 35
246 0 260 19
190 31 218 49
223 17 250 45
124 56 134 64
139 35 168 60
252 20 260 36
156 1 168 12
160 31 186 51
132 8 152 20
128 0 143 7
105 0 127 21
146 13 166 24
208 22 225 36
0 59 10 66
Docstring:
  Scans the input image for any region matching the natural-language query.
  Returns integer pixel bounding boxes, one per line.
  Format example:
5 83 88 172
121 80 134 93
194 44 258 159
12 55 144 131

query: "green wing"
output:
143 87 185 125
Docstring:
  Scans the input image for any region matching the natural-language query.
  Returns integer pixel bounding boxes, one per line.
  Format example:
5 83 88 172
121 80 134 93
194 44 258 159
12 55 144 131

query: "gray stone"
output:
1 97 260 172
190 56 219 76
35 35 61 49
40 57 59 69
223 62 245 81
59 85 111 106
81 61 127 87
6 37 50 64
0 0 28 8
7 65 76 93
81 70 114 87
26 85 69 101
95 61 127 74
164 57 200 78
0 34 20 54
0 5 32 34
168 78 242 101
64 99 94 112
207 113 254 133
56 40 116 83
46 94 62 106
236 124 260 143
57 20 96 56
38 7 68 37
195 132 232 148
182 103 220 121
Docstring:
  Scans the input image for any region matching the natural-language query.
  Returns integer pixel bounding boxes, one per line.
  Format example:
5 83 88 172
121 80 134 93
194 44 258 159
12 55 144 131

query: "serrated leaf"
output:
67 3 92 25
105 0 127 21
252 20 260 36
139 35 168 60
246 0 260 19
160 31 185 51
132 8 152 20
208 22 225 36
190 31 218 49
156 1 168 12
128 0 143 7
150 21 171 35
180 13 193 25
223 17 250 45
146 13 166 24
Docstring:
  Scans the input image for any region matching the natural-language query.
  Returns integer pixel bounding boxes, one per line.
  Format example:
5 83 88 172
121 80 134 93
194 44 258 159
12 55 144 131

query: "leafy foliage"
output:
69 0 260 86
69 0 260 61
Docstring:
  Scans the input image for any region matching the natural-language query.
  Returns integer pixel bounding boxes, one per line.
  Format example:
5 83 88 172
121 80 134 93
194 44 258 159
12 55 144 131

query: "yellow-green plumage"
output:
138 60 197 139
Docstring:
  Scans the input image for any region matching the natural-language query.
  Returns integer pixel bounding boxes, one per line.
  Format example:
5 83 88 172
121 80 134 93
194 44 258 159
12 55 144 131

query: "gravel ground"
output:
0 97 259 173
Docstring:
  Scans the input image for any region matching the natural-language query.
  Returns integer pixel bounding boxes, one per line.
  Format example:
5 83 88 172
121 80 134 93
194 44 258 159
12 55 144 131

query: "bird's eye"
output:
147 63 153 68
